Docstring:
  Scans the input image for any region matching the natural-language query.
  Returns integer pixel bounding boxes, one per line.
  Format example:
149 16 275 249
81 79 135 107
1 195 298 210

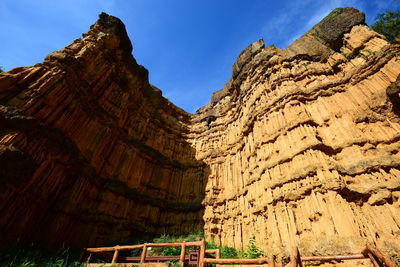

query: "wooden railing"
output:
83 240 398 267
289 243 398 267
83 240 208 266
203 256 280 267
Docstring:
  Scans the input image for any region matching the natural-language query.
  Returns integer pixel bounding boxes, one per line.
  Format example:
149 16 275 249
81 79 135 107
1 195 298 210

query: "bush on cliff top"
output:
372 10 400 43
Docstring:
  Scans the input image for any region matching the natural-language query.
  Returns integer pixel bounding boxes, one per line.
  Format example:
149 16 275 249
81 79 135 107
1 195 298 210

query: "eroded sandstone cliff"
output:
0 13 208 248
195 7 400 260
1 7 400 262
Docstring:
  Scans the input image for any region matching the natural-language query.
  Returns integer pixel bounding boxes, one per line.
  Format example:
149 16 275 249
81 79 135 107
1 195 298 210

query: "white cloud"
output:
263 0 364 48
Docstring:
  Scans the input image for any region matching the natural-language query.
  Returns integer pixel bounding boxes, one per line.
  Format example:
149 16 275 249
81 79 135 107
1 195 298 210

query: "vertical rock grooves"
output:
1 7 400 260
0 13 208 248
195 8 400 259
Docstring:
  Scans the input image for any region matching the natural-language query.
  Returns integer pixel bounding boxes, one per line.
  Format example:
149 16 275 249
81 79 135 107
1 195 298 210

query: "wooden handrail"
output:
86 240 203 253
301 254 366 261
84 239 399 267
87 244 144 252
204 258 270 264
205 248 220 259
364 244 398 267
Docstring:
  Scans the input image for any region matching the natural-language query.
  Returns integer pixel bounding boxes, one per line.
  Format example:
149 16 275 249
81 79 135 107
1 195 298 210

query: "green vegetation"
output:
148 232 264 259
326 7 345 19
242 235 264 258
0 232 265 266
372 10 400 43
0 243 82 267
207 235 264 259
165 259 181 267
220 246 240 258
0 66 3 73
149 231 204 257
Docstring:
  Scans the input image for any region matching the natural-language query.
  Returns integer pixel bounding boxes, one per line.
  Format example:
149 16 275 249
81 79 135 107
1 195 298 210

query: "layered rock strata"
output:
1 7 400 261
196 8 400 260
0 13 208 248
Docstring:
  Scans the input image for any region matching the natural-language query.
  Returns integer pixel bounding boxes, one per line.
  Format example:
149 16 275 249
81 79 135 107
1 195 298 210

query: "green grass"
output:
0 243 83 267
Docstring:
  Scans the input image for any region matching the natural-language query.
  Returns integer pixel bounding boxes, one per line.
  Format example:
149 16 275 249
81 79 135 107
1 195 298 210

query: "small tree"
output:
372 10 400 43
0 66 3 73
244 235 264 258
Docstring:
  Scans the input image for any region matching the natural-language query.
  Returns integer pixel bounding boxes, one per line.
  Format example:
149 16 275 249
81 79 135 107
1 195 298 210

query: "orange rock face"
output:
0 13 208 248
195 8 400 260
1 8 400 260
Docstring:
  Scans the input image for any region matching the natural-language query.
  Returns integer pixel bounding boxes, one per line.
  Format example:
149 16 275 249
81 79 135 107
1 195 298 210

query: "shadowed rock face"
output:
1 8 400 261
0 12 208 248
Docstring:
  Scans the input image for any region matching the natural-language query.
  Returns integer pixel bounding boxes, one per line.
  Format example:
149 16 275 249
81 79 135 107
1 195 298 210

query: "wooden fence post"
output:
112 245 120 264
366 244 397 267
267 256 275 267
180 241 186 266
141 244 148 263
199 239 206 267
87 253 92 263
290 246 303 267
366 252 380 267
290 246 298 267
216 248 220 259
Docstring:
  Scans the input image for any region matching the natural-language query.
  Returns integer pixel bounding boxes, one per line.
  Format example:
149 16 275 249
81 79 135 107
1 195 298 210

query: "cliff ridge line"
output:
1 7 400 263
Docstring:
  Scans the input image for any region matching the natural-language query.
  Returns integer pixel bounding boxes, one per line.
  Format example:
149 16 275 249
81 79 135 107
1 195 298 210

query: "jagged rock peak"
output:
308 7 365 50
285 7 365 60
91 12 133 53
200 8 367 112
232 39 265 78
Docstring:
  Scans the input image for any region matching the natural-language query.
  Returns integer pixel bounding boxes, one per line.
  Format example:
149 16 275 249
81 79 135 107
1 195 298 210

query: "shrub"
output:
372 10 400 43
243 235 264 258
206 235 264 259
220 246 240 258
150 231 204 257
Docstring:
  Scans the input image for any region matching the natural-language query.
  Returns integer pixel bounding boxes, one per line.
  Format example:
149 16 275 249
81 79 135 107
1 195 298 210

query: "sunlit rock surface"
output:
196 8 400 261
1 7 400 262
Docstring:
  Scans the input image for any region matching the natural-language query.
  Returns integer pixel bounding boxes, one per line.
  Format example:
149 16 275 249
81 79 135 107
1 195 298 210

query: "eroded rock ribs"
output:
0 12 208 248
1 8 400 259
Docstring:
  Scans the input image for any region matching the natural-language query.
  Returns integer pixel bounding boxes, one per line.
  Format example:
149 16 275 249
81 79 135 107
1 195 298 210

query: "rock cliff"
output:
0 13 208 248
1 7 400 261
196 7 400 260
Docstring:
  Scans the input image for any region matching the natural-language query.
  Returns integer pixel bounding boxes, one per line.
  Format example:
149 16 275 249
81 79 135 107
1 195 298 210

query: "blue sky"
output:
1 0 399 113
